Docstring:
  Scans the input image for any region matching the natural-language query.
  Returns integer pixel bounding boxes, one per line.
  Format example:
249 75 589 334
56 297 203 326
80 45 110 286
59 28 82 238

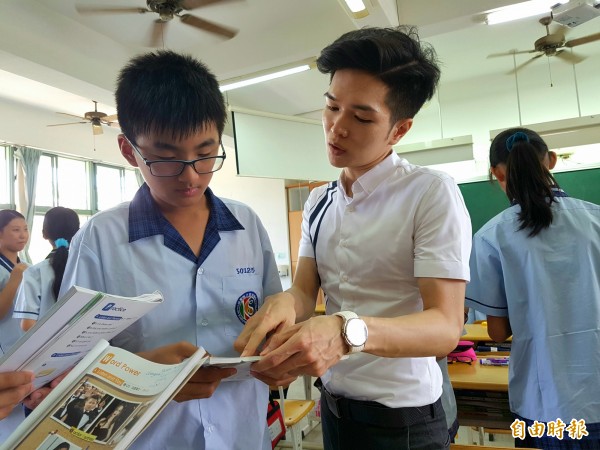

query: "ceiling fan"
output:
76 0 238 47
489 16 600 73
47 101 119 136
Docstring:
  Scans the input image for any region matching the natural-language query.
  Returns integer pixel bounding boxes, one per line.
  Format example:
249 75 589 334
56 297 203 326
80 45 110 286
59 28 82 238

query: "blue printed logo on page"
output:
235 291 259 324
102 303 126 312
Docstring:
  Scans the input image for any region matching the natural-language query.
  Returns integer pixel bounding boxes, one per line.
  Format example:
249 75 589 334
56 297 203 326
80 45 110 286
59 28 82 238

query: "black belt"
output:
315 378 439 428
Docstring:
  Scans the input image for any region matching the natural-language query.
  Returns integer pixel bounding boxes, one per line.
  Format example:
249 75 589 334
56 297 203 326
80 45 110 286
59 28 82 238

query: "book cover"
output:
2 339 207 450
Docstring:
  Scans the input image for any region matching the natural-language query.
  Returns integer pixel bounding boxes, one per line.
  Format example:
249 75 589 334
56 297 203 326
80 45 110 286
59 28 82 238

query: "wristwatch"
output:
333 311 368 354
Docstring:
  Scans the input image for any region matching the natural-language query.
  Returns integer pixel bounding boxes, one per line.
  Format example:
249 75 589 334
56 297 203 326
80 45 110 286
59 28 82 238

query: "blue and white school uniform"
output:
13 257 56 323
0 253 27 442
0 253 25 355
466 192 600 426
61 184 282 450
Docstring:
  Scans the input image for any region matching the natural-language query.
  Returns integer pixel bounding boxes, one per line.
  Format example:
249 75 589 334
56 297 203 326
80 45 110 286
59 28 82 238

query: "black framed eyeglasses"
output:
125 136 226 177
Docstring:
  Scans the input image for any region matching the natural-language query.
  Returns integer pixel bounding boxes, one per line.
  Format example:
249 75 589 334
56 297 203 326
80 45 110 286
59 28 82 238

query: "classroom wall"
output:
2 50 599 273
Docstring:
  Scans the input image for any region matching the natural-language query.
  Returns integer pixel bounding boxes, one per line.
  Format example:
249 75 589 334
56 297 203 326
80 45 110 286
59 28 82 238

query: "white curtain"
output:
14 146 42 263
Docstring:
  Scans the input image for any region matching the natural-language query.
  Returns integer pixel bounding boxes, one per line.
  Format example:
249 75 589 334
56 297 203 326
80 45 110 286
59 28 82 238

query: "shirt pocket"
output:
222 274 263 337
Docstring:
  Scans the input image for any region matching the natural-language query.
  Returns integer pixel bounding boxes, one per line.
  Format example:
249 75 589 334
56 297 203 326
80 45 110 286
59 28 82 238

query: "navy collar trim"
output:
129 184 244 243
0 252 18 272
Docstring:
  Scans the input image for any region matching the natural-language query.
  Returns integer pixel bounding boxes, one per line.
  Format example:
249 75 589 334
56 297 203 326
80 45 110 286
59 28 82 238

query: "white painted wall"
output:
2 51 599 271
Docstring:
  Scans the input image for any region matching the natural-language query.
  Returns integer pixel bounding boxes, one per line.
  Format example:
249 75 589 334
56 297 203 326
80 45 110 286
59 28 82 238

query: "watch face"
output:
346 318 368 346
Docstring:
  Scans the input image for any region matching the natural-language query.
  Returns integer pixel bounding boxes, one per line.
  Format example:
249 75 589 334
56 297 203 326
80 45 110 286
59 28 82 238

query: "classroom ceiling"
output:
0 0 599 131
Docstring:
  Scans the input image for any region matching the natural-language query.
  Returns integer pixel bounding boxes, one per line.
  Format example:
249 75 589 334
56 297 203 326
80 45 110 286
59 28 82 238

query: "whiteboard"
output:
232 110 340 181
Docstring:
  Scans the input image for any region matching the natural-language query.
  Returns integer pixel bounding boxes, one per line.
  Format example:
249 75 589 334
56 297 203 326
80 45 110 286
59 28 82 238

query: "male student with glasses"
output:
55 50 282 450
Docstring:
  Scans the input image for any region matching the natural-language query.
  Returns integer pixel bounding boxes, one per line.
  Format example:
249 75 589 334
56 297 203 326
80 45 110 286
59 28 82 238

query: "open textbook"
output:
2 339 208 450
0 286 163 390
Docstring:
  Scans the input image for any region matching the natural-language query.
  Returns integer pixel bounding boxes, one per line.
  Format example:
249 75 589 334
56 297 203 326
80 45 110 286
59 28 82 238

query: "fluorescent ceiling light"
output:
219 60 314 92
336 0 369 19
486 0 568 25
345 0 367 13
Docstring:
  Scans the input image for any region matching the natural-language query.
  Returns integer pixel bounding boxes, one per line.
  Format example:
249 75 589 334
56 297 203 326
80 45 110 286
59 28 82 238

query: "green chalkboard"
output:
458 167 600 234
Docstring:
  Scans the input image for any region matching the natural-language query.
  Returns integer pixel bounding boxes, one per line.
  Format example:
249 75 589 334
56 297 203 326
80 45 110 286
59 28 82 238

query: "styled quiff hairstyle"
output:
316 26 440 123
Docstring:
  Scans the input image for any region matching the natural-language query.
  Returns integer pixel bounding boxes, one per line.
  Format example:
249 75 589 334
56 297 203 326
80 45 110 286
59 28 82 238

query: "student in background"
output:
466 128 600 448
14 206 80 331
237 26 471 449
0 210 29 349
58 50 282 449
0 209 30 439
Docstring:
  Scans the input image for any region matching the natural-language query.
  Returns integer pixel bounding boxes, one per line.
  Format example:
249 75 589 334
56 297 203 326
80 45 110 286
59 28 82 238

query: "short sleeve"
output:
13 265 43 320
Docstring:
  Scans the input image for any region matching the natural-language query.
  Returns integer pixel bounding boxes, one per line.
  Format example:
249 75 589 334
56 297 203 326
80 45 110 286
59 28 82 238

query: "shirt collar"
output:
340 151 398 199
0 252 18 272
129 183 243 243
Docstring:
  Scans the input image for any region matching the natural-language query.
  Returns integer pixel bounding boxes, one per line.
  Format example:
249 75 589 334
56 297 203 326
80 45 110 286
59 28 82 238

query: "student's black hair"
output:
316 26 440 123
42 207 80 300
0 209 25 232
490 127 559 237
115 50 227 142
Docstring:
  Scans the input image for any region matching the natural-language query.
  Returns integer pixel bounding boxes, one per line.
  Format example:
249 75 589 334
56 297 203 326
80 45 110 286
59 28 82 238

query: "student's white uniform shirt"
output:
61 184 282 450
0 253 27 442
299 152 471 408
466 195 600 423
0 254 25 354
13 258 56 322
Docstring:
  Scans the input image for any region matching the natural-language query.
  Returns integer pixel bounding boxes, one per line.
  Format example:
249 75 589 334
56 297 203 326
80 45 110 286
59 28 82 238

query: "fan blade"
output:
47 122 88 127
506 53 543 75
555 49 586 64
179 14 237 39
181 0 236 9
488 49 535 58
103 114 118 123
149 20 166 47
57 112 86 120
76 6 149 14
565 32 600 48
92 123 103 136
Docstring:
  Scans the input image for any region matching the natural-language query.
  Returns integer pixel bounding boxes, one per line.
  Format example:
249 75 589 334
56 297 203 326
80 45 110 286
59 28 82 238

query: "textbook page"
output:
0 286 163 389
2 339 207 450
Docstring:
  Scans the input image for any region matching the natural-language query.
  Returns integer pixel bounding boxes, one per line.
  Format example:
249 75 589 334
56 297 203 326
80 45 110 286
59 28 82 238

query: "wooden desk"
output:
448 362 512 431
462 323 512 343
448 361 508 392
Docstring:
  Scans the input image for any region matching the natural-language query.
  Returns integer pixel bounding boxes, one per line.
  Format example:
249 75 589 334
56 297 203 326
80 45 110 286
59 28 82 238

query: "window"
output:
35 155 55 207
0 144 139 262
57 158 88 209
95 165 139 211
0 146 9 206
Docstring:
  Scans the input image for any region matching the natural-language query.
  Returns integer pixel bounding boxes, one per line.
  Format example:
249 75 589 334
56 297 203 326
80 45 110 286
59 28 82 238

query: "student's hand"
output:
21 370 70 411
137 341 237 402
9 263 28 280
249 315 347 385
174 367 238 402
0 371 34 419
234 292 297 357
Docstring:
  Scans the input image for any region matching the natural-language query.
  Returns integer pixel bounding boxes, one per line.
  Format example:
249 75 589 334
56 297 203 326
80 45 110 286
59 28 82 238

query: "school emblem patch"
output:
235 291 259 324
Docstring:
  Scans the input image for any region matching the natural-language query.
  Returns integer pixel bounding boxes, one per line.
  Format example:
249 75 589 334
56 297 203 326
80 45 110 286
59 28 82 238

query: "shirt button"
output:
201 319 209 326
198 268 204 275
347 206 355 212
207 425 214 433
342 275 348 282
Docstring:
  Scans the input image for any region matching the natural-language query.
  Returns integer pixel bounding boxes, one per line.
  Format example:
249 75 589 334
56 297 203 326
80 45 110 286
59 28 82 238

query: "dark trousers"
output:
319 384 450 450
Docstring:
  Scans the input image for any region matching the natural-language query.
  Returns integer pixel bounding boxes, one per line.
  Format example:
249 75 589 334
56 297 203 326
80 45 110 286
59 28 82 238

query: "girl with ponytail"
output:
466 127 600 448
14 207 80 331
